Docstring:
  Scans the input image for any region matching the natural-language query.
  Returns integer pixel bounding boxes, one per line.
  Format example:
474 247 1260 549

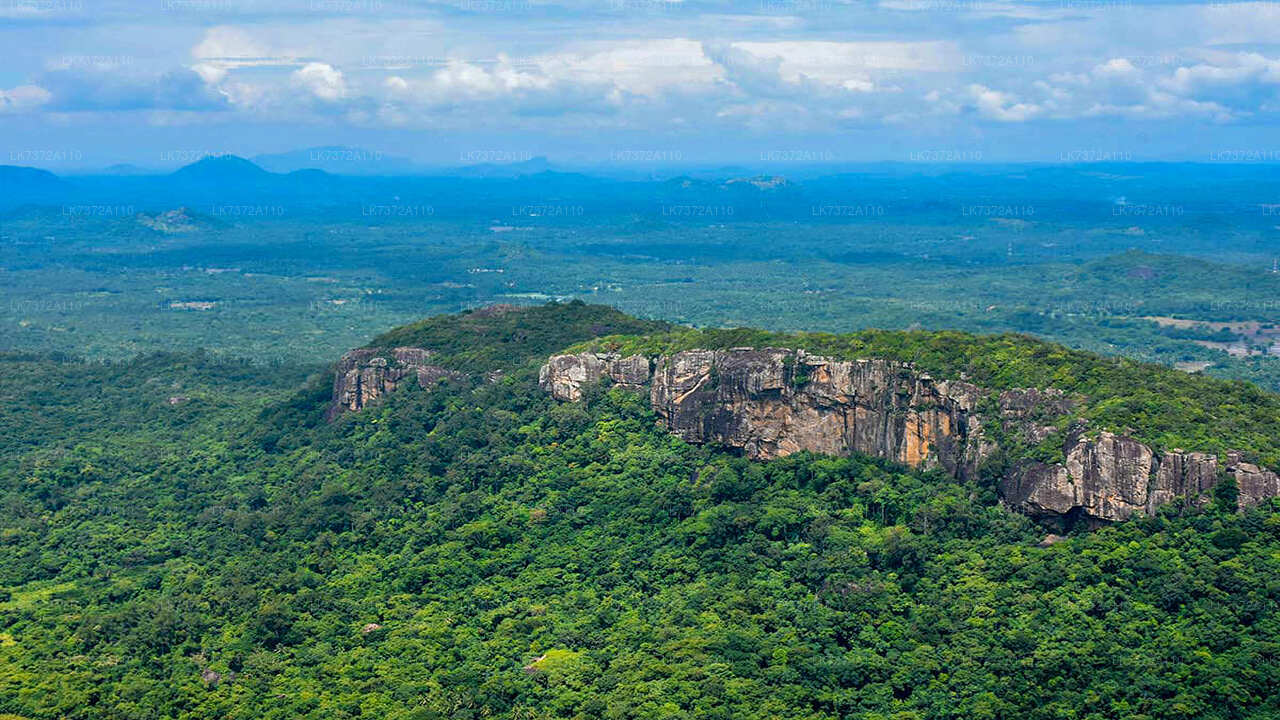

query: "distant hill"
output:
169 155 273 183
453 155 553 178
253 146 421 175
0 165 69 193
0 165 73 209
156 156 346 207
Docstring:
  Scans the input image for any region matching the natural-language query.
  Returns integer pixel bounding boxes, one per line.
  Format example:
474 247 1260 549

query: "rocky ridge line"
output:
540 349 1280 524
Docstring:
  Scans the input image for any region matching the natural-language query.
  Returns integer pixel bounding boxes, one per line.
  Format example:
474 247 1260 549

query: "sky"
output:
2 0 1280 169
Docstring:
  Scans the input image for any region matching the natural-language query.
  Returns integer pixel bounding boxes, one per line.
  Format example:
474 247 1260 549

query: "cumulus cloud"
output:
1159 53 1280 98
8 0 1280 143
1025 53 1278 122
535 40 720 97
293 62 346 101
189 26 307 86
966 84 1041 122
35 68 228 112
376 57 623 122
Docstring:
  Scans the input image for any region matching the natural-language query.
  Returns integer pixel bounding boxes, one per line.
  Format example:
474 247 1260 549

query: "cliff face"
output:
540 348 1279 525
1001 436 1280 525
1001 431 1167 524
647 349 990 477
538 353 651 402
328 347 459 419
541 348 1004 474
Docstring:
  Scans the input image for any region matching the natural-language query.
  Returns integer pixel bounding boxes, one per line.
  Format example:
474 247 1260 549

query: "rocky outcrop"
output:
1224 452 1280 507
540 347 1280 525
137 207 201 234
328 347 459 419
1150 450 1220 511
647 348 990 476
538 352 651 401
1001 434 1278 525
1000 431 1158 524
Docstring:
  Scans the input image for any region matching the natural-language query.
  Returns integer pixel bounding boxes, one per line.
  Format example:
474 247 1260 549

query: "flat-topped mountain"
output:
540 347 1277 525
328 302 1280 528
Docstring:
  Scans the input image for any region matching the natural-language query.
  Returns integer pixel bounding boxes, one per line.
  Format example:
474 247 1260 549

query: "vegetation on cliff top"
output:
571 323 1280 468
367 302 669 374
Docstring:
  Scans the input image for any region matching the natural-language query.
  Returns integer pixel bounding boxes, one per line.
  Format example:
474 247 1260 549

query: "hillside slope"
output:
2 304 1280 719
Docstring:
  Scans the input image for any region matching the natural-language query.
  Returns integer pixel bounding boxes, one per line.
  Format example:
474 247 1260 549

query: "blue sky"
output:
3 0 1280 168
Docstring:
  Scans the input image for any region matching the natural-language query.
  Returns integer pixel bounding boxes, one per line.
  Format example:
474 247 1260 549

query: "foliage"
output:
575 324 1280 467
368 301 670 373
3 308 1280 719
7 198 1280 393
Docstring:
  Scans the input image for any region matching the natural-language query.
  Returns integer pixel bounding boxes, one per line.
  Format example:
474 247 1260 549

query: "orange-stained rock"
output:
542 347 1279 525
643 348 988 477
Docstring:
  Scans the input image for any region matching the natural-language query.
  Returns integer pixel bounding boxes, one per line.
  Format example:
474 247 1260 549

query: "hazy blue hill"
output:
454 155 553 178
253 146 421 175
3 157 1278 224
0 165 72 208
0 164 65 186
169 154 273 182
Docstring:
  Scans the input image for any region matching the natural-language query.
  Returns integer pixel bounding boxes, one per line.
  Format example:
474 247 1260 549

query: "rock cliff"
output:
327 347 459 419
540 347 1279 525
538 352 651 402
646 349 990 477
1001 435 1279 525
543 349 1015 475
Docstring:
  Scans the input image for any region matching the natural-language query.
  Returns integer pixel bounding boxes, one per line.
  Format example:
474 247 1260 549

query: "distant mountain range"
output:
251 146 562 177
3 154 1280 224
251 146 423 175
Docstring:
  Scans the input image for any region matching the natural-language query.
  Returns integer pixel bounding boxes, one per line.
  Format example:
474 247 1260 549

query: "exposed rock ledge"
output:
647 348 990 479
538 353 650 402
540 349 1279 524
1002 440 1279 526
327 347 460 420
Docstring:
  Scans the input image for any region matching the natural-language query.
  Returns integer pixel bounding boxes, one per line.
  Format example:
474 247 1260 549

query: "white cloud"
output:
1016 52 1280 122
192 27 270 62
734 40 954 74
8 0 1280 141
967 83 1041 122
535 39 720 97
293 62 347 101
1159 53 1280 96
0 84 51 113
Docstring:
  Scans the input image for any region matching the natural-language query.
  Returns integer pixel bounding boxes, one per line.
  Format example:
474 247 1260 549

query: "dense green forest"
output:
6 199 1280 392
3 304 1280 719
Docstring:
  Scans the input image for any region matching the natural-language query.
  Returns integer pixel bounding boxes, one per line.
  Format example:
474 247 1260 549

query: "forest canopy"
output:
2 303 1279 720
